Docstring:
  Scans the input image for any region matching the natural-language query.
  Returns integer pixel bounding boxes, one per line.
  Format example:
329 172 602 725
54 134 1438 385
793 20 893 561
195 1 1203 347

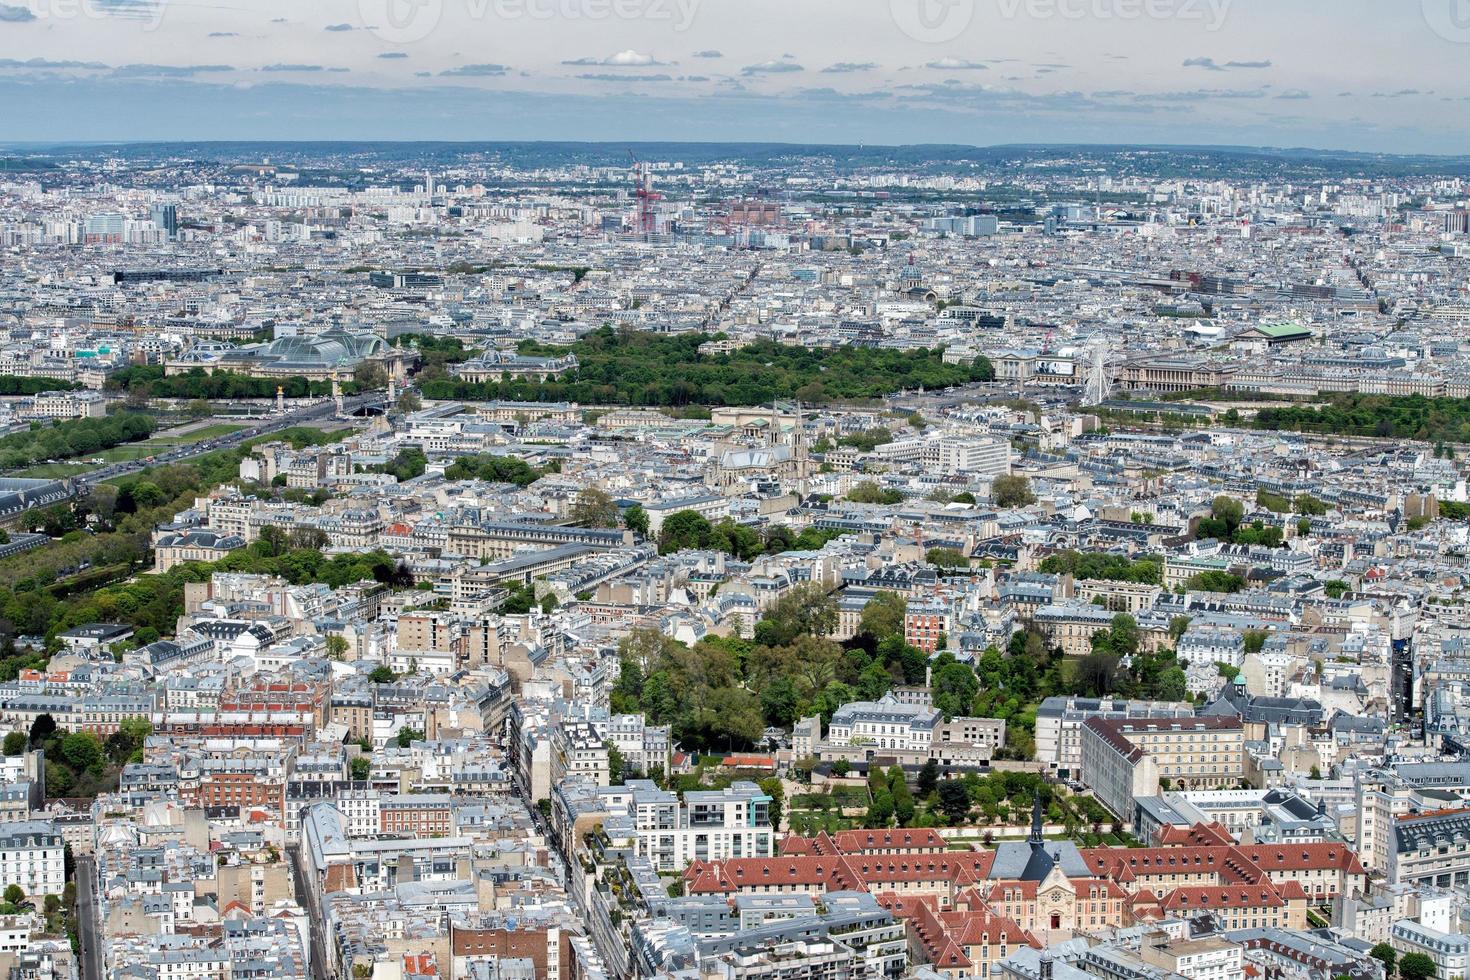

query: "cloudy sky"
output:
2 0 1469 153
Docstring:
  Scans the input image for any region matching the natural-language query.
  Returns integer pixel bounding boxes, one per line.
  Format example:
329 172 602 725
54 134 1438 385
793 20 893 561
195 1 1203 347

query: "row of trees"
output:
654 511 842 560
0 411 155 471
107 365 347 400
0 375 78 396
806 763 1115 832
417 327 993 407
1038 550 1162 584
444 454 560 486
1254 392 1470 443
0 428 350 647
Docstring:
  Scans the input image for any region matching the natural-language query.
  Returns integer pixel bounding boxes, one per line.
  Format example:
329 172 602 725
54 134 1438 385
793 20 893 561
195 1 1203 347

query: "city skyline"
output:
2 0 1470 152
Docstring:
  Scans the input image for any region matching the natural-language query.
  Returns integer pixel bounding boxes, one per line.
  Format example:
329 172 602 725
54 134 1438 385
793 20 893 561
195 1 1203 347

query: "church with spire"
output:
705 400 816 496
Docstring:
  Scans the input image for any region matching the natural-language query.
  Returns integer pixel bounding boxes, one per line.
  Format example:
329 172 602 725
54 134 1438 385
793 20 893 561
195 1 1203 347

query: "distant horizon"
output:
3 2 1470 155
5 138 1470 163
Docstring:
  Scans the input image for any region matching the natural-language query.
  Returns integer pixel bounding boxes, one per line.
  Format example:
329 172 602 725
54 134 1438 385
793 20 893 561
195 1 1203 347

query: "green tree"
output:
1400 953 1435 980
991 474 1035 508
396 727 424 748
1157 667 1188 701
847 481 902 505
1185 571 1246 594
113 716 153 762
1077 648 1120 696
754 584 837 647
570 488 621 528
917 758 941 797
369 665 397 684
28 715 56 743
1197 495 1245 540
932 658 979 719
2 885 20 906
607 743 626 785
657 510 713 554
936 780 972 823
1 731 25 756
700 686 765 748
1369 943 1397 977
350 756 371 780
130 481 168 509
867 789 895 827
926 547 969 570
61 731 105 775
289 527 331 550
760 677 802 728
624 504 650 537
325 635 350 660
858 591 906 641
1295 493 1328 516
889 765 916 826
759 776 785 832
353 361 389 389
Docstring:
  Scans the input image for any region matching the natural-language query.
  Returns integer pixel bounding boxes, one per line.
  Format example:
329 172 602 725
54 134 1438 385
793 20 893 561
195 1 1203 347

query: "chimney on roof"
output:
1040 952 1055 980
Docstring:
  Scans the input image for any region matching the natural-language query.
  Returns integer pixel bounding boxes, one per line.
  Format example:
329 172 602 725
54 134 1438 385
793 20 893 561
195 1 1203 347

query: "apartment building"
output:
1390 807 1470 887
925 436 1011 478
0 821 65 896
1035 697 1195 778
1081 716 1245 822
596 779 774 872
1391 921 1470 980
550 721 611 788
827 694 941 752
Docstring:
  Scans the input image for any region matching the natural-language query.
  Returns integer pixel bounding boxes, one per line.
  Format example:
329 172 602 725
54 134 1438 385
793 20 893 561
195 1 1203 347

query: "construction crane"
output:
627 149 661 236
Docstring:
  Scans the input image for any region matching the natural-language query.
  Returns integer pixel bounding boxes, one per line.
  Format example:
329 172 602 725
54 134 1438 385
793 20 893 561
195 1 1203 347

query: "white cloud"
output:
925 57 988 71
742 60 803 76
564 50 664 67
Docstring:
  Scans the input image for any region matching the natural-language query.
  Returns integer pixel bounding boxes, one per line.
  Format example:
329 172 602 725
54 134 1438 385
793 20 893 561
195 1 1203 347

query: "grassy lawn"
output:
788 785 873 834
93 423 247 462
177 422 247 439
5 422 251 478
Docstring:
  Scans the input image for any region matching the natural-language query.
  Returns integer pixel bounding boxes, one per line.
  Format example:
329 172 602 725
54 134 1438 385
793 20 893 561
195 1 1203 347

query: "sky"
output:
2 0 1470 153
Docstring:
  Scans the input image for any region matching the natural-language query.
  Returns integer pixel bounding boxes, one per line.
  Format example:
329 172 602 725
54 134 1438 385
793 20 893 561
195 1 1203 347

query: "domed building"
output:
166 328 415 381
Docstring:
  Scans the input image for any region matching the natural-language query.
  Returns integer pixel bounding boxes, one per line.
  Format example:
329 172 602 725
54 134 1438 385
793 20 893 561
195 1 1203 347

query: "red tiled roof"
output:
1159 884 1286 911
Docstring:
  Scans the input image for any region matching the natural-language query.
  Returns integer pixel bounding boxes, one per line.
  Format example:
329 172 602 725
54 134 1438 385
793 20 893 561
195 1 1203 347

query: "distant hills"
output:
4 140 1470 179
